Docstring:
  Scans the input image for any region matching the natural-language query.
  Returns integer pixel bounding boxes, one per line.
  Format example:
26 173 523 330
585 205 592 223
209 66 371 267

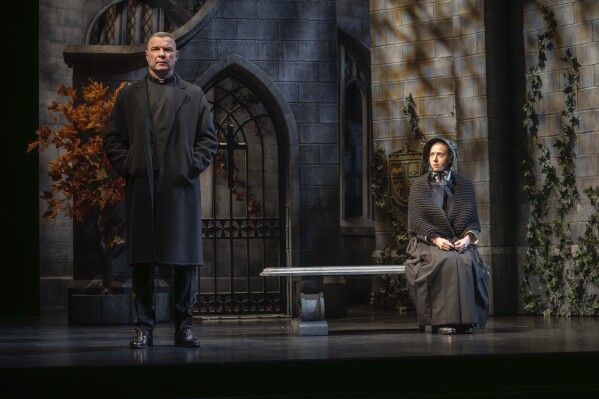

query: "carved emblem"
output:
388 143 422 207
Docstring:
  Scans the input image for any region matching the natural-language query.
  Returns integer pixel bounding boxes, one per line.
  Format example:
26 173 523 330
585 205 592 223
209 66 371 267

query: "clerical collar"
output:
148 74 176 85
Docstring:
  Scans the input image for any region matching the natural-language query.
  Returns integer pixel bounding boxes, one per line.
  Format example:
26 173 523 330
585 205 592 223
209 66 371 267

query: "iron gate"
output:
197 74 285 315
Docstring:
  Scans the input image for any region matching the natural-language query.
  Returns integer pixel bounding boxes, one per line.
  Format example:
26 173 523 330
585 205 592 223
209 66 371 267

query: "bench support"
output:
291 292 328 336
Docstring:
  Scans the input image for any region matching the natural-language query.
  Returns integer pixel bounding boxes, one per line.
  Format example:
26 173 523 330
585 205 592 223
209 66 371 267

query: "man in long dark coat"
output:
104 32 218 348
406 138 490 335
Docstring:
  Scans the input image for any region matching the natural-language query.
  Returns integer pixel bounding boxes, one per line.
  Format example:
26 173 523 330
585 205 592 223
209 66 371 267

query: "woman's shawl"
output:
408 173 481 239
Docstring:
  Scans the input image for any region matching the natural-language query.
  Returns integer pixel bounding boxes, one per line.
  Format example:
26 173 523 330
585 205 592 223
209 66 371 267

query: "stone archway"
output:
194 54 299 315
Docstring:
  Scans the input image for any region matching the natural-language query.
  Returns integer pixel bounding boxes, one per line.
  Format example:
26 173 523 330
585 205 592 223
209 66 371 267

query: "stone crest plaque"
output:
388 144 422 207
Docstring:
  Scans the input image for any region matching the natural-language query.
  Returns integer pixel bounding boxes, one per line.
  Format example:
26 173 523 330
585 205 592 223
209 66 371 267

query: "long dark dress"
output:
405 172 490 328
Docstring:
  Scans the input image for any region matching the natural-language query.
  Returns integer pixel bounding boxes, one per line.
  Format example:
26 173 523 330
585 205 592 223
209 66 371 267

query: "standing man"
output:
104 32 218 349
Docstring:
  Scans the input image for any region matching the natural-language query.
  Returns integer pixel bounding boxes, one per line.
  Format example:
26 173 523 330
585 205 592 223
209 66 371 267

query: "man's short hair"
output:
146 32 176 49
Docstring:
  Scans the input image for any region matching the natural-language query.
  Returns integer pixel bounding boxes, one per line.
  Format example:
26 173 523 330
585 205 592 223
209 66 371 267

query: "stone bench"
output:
260 265 406 336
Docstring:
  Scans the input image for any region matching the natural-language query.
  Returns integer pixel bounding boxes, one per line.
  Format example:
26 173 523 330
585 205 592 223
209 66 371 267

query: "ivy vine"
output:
371 142 393 211
519 6 599 316
568 187 599 315
403 93 427 144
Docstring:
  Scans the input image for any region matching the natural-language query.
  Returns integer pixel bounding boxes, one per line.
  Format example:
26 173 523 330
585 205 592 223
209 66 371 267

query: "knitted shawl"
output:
408 173 481 239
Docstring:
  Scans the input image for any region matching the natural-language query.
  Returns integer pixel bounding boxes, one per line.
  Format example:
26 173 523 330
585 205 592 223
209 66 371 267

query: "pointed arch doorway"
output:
197 71 287 316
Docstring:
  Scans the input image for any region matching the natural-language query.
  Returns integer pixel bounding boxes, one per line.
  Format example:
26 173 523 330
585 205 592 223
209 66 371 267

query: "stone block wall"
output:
196 0 340 268
371 0 457 145
337 0 371 46
38 0 340 309
38 0 112 309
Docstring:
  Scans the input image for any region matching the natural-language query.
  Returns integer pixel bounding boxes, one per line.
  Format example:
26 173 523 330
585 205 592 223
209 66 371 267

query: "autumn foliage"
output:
28 80 127 246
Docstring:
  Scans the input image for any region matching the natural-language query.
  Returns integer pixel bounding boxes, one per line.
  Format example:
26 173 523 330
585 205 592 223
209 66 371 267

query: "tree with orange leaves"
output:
28 80 127 294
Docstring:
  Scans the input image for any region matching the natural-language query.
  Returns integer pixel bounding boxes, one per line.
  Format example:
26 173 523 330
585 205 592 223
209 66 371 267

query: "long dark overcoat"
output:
104 75 218 266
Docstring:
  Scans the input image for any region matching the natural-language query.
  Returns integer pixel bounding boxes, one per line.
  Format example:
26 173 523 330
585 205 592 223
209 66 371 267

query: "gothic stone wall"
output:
191 0 341 269
337 0 371 47
38 0 340 309
38 0 112 309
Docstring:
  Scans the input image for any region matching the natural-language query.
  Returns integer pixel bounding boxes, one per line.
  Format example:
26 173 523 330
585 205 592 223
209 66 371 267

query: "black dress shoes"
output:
130 329 153 349
174 327 200 348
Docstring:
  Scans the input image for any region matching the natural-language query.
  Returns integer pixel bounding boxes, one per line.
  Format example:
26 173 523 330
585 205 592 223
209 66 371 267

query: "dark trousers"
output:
132 263 197 332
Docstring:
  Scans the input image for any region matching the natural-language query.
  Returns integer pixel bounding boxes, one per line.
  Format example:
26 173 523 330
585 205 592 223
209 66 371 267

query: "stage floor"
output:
2 305 599 398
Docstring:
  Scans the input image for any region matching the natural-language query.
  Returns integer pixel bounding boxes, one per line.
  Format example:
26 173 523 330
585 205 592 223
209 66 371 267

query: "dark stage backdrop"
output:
0 1 40 317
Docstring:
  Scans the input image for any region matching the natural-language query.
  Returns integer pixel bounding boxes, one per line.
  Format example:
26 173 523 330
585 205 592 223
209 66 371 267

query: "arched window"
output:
64 0 217 68
87 0 205 45
340 41 371 223
89 1 155 45
344 81 363 218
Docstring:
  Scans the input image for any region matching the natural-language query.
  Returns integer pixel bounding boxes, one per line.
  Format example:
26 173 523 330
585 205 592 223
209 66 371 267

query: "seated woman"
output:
406 138 490 335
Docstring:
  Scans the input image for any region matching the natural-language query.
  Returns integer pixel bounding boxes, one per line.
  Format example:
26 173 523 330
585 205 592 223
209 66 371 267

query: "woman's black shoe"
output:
432 325 457 335
436 326 457 335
